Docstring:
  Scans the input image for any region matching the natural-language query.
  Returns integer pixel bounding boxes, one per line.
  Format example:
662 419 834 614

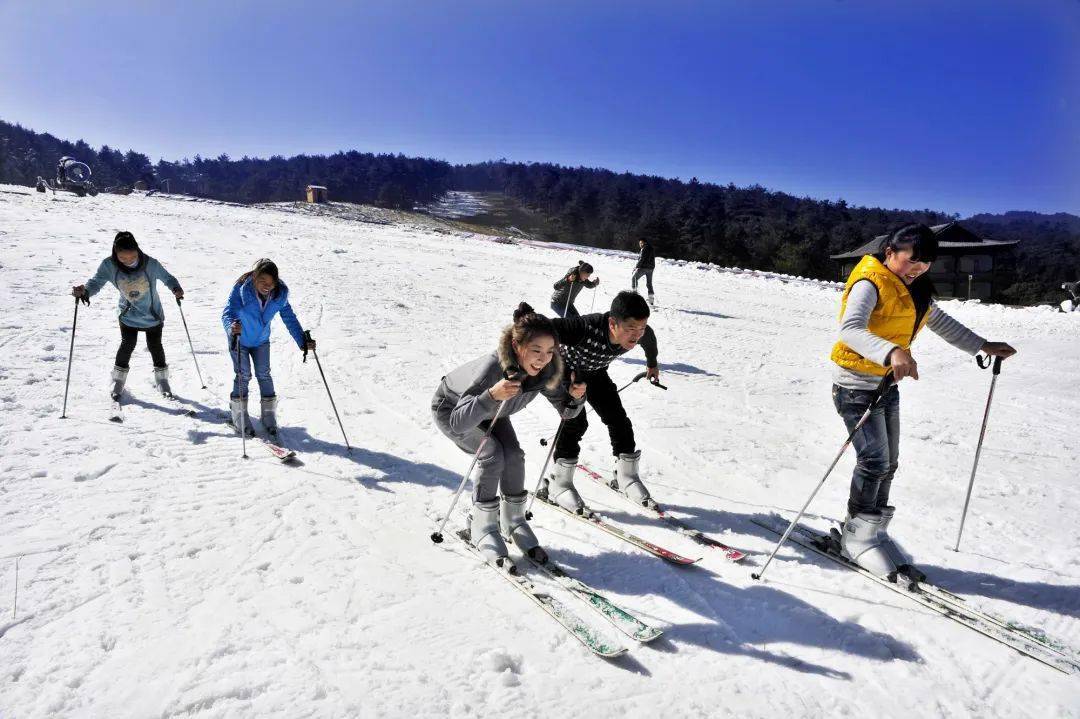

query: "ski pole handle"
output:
976 354 1005 374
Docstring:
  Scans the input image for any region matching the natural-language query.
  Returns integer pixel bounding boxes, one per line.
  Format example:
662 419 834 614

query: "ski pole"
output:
526 414 571 519
752 371 894 582
175 298 206 389
589 285 598 313
13 556 19 619
233 336 248 459
303 330 352 453
60 295 88 418
953 355 1004 552
563 279 576 317
618 371 647 392
431 398 512 544
617 371 668 393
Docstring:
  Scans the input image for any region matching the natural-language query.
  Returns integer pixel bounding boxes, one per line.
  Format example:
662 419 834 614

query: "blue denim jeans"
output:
631 267 654 294
230 341 275 399
832 383 900 516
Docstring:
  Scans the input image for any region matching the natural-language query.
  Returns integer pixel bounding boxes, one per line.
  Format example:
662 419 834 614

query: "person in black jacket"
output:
631 239 656 305
539 291 662 513
551 261 600 317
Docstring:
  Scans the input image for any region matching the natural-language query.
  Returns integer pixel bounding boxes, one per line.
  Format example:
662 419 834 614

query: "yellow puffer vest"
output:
830 255 929 376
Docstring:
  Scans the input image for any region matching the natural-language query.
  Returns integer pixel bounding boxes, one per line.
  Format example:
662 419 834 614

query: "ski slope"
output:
1 185 1078 718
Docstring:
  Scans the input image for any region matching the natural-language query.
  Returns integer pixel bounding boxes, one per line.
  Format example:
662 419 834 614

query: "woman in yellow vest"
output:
830 224 1015 582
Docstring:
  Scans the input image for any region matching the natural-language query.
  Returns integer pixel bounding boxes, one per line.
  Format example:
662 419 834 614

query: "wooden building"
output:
831 222 1017 301
306 185 328 203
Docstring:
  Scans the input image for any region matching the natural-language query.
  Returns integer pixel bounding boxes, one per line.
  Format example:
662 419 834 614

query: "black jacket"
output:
551 269 599 307
635 242 655 270
551 312 658 375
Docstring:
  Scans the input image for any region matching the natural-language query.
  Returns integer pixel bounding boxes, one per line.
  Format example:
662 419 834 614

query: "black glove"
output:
302 330 315 361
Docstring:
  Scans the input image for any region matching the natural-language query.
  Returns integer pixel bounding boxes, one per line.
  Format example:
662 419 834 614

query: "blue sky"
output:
2 1 1077 216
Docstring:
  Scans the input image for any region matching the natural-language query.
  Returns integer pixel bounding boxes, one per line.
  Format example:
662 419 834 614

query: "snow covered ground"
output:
1 184 1078 718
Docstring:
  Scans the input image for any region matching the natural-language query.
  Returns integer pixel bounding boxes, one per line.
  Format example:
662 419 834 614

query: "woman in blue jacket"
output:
72 231 184 400
221 258 315 436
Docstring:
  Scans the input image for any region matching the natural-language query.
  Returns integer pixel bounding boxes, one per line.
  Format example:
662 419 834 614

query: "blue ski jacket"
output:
221 277 306 350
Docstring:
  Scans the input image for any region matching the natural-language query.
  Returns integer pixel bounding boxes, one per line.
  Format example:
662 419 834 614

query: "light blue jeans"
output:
832 383 900 516
230 341 275 399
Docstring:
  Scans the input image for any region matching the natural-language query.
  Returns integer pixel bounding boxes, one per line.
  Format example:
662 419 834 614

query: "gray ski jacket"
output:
432 326 584 437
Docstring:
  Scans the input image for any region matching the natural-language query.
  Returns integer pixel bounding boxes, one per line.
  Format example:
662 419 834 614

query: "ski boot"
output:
153 365 173 398
229 396 256 438
110 365 129 401
647 293 655 307
541 457 589 515
611 450 658 511
260 396 279 436
840 512 898 577
501 491 548 564
470 498 512 567
879 506 926 587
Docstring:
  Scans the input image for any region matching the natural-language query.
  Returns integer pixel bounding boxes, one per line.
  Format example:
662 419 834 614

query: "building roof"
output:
307 185 328 190
831 221 1018 260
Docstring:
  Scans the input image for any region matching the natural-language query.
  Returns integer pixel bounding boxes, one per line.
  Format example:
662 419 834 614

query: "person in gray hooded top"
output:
432 302 586 565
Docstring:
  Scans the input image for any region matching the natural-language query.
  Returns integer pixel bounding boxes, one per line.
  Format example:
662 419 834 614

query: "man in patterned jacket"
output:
540 291 662 513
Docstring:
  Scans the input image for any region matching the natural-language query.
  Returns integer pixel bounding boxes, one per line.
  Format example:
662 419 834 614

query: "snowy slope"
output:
1 185 1078 718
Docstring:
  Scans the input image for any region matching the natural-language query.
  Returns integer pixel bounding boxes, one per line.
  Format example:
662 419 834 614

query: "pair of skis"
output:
752 516 1080 675
576 463 747 562
224 413 297 462
108 387 197 424
528 460 748 566
451 527 662 659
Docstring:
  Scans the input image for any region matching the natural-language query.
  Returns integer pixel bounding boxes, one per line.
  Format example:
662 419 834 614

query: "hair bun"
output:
513 302 535 322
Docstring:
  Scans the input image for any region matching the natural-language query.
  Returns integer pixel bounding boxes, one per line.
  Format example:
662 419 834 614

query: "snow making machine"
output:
36 156 99 196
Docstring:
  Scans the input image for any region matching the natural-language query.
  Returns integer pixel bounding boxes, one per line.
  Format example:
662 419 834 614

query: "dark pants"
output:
556 369 635 460
116 322 166 369
832 383 900 516
551 300 580 319
631 267 654 294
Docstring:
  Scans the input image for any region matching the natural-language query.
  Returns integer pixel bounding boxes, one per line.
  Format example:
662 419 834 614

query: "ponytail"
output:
510 302 558 346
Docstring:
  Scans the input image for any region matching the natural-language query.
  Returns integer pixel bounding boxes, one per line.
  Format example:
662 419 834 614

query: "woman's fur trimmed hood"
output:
496 325 564 392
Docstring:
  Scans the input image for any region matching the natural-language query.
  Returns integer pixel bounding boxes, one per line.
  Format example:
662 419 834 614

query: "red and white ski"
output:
577 464 747 562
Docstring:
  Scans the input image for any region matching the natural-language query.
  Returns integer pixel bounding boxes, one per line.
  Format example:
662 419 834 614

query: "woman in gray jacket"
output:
432 302 586 565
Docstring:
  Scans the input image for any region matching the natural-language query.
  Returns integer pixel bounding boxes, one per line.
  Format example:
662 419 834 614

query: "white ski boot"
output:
260 396 279 436
647 293 655 306
501 491 547 563
471 498 511 565
613 450 658 510
840 512 898 577
544 457 588 514
878 506 926 586
229 396 255 437
110 365 128 401
153 366 173 398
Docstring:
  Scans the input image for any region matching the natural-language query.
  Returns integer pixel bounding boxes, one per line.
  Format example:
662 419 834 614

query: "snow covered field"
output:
1 185 1078 718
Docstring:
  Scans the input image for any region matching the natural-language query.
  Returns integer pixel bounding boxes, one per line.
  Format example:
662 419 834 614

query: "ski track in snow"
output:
0 186 1078 718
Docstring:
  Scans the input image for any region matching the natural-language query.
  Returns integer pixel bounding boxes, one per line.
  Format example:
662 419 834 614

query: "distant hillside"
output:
967 211 1080 233
2 117 1076 305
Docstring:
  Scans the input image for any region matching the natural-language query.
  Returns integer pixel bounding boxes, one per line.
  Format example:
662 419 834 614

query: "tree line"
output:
2 118 1076 304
